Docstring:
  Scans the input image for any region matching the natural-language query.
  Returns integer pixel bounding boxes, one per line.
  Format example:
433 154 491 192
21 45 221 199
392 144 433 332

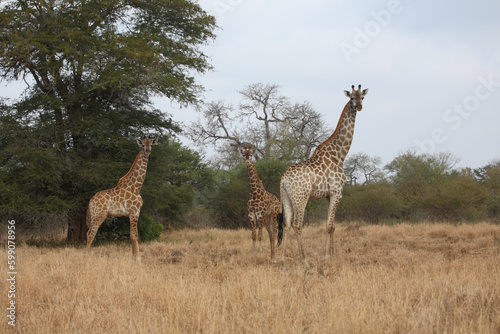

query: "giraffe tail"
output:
277 210 284 246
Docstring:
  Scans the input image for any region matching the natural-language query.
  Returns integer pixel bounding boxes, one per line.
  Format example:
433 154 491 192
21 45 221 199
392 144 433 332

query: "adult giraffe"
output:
278 85 368 267
86 137 157 259
239 143 280 264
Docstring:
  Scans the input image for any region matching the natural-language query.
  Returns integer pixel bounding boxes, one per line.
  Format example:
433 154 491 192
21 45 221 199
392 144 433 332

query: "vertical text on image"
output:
6 219 16 327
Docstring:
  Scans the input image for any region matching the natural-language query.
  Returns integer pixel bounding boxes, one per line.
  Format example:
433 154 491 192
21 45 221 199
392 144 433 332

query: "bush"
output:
253 159 289 195
338 182 406 223
485 166 500 219
94 214 163 243
138 215 164 242
420 175 488 222
206 165 249 228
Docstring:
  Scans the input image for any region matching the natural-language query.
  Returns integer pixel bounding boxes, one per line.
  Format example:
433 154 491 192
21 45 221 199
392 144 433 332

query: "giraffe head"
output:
239 142 255 162
136 137 158 155
344 84 369 111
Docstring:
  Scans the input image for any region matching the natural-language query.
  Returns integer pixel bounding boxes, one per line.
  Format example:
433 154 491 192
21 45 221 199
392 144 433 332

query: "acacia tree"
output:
238 83 289 159
384 151 463 219
0 0 217 241
474 160 500 218
344 152 384 185
189 83 332 167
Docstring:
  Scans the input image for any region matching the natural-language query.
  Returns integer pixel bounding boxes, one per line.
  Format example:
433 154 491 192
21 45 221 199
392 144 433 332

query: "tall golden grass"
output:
1 222 499 333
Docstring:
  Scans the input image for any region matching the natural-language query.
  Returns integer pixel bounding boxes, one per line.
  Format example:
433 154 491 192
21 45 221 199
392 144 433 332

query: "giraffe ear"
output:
344 90 351 98
136 139 143 146
151 138 158 145
362 88 369 96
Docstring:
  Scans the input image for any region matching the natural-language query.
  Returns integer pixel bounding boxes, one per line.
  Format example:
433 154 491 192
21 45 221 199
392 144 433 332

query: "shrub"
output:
138 215 164 242
420 175 487 222
338 182 406 223
94 214 163 243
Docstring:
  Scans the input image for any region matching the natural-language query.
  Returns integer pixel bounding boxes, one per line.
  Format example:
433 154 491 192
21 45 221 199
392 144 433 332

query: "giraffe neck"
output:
117 150 150 194
246 160 265 195
312 101 357 165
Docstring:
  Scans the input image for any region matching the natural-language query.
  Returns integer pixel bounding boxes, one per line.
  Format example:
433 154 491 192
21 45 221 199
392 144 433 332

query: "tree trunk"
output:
67 207 87 244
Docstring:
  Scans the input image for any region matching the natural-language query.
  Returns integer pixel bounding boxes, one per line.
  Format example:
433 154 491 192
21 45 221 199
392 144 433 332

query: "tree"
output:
337 181 406 223
385 151 459 183
188 83 332 167
274 101 332 162
385 151 459 216
344 152 384 185
418 174 487 221
238 83 289 159
475 160 500 219
485 165 500 219
0 0 217 241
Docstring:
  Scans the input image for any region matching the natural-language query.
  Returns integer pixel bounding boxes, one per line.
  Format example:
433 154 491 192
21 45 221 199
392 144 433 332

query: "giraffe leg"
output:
280 192 294 268
257 215 264 252
294 223 309 269
129 212 141 260
87 215 107 250
249 212 258 251
86 213 107 251
292 201 309 269
324 194 341 261
265 215 276 264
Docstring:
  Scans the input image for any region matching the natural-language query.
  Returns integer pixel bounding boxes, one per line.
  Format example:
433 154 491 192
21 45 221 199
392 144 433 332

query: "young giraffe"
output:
278 85 368 268
86 137 157 259
239 143 280 264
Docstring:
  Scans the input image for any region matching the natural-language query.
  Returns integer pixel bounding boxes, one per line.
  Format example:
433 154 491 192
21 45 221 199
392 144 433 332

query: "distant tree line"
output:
338 151 499 223
202 150 500 228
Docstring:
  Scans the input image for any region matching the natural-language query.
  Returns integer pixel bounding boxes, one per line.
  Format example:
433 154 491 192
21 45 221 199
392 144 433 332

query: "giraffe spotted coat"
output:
278 85 368 267
240 143 280 264
86 138 157 259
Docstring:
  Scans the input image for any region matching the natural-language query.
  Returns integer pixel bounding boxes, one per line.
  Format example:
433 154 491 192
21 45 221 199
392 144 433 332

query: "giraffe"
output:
239 143 280 264
277 85 368 268
86 137 157 259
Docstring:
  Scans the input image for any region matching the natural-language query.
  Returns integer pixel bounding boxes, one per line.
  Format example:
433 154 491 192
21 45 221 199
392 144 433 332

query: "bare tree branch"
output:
188 100 241 145
345 153 384 185
188 83 333 166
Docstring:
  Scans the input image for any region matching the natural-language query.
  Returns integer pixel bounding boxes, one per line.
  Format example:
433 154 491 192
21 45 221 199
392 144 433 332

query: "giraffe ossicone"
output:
278 85 368 268
239 142 280 264
86 137 157 259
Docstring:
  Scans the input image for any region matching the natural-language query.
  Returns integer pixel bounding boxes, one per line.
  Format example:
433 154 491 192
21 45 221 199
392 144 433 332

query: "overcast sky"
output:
180 0 500 169
2 0 499 169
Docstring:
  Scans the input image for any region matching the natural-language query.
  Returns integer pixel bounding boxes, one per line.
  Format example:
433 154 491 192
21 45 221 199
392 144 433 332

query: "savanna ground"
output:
1 222 500 333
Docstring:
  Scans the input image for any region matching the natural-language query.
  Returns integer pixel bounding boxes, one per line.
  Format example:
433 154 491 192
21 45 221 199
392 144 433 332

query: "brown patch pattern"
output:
239 143 280 264
86 137 157 259
279 85 368 267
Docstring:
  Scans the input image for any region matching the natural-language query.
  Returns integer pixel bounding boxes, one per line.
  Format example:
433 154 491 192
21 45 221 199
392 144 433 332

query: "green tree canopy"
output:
0 0 217 241
384 151 459 215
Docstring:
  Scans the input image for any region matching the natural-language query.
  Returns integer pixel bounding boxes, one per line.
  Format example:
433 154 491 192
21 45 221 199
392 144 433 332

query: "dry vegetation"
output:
2 222 500 333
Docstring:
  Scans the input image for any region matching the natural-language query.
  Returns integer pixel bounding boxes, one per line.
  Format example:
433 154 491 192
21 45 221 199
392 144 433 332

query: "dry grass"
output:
1 222 500 333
